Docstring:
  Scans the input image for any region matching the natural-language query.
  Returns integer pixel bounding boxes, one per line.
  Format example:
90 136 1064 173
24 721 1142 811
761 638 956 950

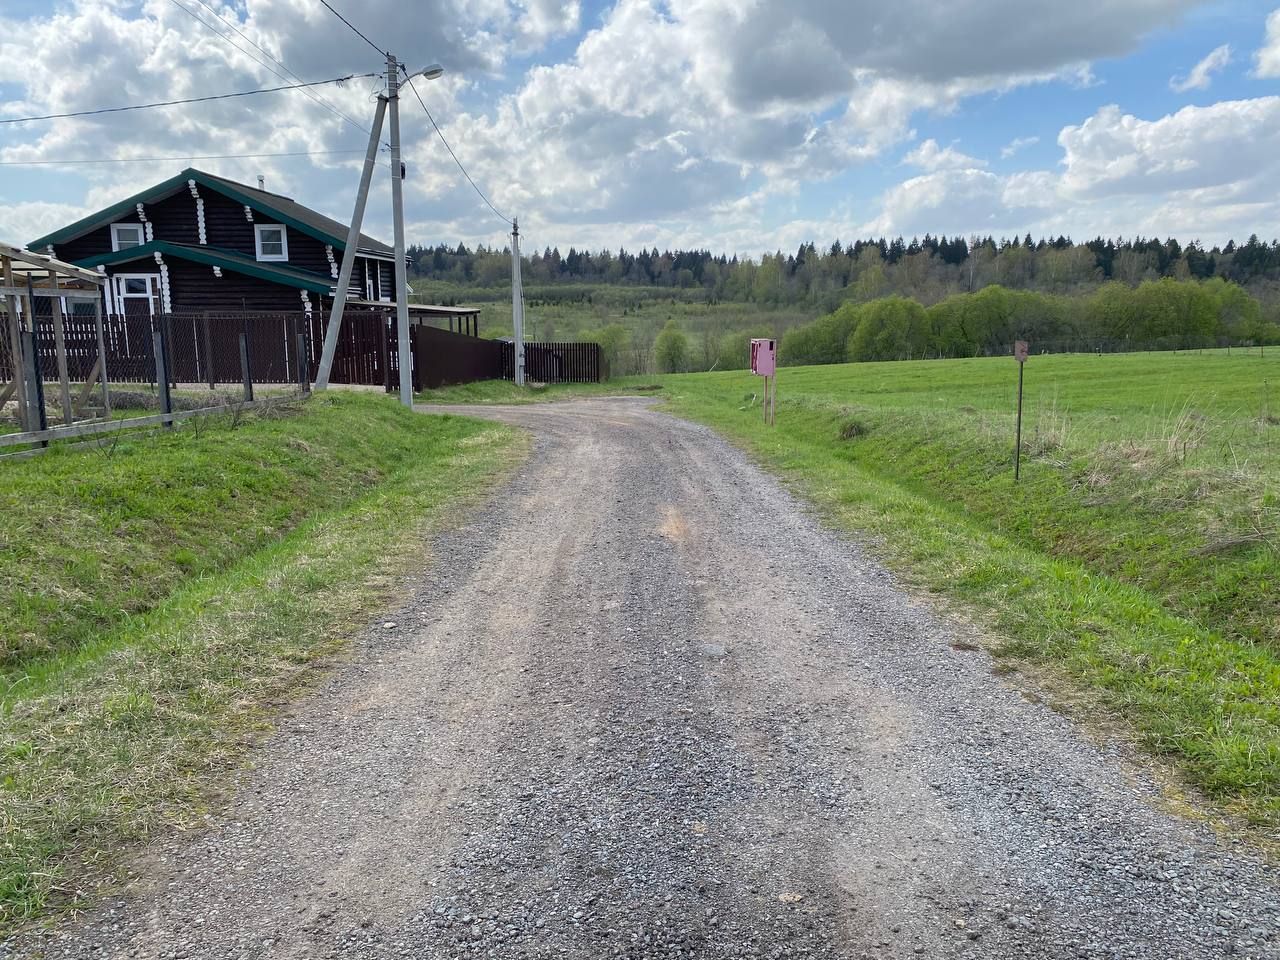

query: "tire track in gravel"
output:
8 397 1279 960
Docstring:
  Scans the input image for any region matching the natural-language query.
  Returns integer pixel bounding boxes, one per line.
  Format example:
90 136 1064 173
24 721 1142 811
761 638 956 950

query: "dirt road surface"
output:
10 398 1279 959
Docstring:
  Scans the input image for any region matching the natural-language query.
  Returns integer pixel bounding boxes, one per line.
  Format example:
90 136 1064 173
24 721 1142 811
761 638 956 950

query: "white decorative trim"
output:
244 205 254 222
46 244 55 258
188 179 207 244
153 251 171 313
212 266 223 278
136 203 154 242
325 244 338 278
300 289 313 317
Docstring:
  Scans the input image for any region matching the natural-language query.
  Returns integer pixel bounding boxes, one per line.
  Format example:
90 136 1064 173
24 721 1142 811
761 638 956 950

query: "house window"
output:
111 223 144 251
255 224 288 261
110 274 159 316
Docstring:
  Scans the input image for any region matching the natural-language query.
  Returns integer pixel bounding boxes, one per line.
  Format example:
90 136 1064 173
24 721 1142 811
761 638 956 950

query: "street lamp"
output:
409 64 444 81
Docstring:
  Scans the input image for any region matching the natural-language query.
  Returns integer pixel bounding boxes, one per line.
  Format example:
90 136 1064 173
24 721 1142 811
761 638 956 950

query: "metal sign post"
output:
750 337 777 426
1013 340 1029 481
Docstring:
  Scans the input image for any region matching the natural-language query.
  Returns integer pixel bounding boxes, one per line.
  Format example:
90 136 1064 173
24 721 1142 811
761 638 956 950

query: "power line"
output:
316 0 386 58
0 76 371 124
0 149 369 166
185 0 371 134
403 73 513 226
164 0 371 137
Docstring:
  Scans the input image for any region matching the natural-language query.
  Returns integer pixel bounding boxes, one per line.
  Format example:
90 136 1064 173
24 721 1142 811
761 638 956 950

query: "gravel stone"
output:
5 397 1277 960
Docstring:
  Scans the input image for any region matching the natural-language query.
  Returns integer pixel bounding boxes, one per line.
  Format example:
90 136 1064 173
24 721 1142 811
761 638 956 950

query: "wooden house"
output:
27 168 396 317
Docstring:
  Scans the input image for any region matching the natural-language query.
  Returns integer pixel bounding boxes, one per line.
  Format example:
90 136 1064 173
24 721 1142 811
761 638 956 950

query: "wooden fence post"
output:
239 329 253 402
163 314 177 390
152 317 172 427
202 312 215 390
296 331 309 394
378 313 391 393
1 254 28 426
48 275 73 425
21 328 47 437
93 295 111 418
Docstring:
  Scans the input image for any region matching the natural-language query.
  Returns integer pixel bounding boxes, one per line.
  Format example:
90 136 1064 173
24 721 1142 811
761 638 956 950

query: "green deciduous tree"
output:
654 320 690 373
846 296 930 361
780 302 860 365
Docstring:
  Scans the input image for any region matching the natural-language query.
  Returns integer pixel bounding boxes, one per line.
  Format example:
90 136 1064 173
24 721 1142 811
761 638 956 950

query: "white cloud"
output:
0 0 1218 253
903 139 985 171
1057 98 1280 196
0 200 94 243
1000 136 1040 159
860 97 1280 245
1255 8 1280 77
861 169 1023 237
1169 44 1231 92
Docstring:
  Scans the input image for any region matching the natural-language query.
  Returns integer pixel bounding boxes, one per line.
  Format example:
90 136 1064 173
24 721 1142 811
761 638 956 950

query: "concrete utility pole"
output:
314 94 387 390
387 53 413 407
315 57 442 398
511 217 525 386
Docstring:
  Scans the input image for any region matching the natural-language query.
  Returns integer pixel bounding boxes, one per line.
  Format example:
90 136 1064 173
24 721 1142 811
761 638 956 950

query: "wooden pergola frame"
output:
1 240 109 431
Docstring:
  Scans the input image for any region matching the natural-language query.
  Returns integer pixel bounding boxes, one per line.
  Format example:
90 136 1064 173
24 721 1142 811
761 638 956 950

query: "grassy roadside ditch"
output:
414 379 661 405
652 351 1280 833
0 393 524 932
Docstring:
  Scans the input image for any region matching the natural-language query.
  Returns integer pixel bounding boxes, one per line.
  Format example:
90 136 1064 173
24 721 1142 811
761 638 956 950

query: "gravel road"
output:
9 397 1278 960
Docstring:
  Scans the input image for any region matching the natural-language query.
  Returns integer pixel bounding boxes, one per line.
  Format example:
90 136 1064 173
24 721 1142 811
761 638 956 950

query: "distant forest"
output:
407 234 1280 309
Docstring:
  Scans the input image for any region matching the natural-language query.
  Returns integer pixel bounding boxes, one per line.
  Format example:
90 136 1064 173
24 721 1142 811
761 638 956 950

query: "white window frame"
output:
254 223 289 262
110 222 145 252
111 274 159 315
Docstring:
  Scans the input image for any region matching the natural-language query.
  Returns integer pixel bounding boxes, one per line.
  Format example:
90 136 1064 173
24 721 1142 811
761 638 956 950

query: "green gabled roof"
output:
75 240 337 294
29 168 392 258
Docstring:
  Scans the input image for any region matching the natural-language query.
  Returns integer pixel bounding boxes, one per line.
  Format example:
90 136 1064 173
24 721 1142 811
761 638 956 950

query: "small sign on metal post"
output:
1013 340 1029 480
750 338 777 425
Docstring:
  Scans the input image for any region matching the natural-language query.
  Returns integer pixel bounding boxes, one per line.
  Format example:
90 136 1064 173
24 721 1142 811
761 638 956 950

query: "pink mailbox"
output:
750 338 776 377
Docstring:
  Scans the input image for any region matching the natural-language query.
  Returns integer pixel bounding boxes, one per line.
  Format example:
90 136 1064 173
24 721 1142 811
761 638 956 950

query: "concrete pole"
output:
511 218 525 386
314 94 388 390
387 54 413 407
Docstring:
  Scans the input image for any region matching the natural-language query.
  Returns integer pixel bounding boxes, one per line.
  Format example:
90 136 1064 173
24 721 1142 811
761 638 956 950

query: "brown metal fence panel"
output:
501 340 602 384
10 310 399 389
6 308 599 393
411 324 503 390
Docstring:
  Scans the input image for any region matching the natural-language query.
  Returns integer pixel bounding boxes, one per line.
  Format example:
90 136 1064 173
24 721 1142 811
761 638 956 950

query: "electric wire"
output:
185 0 371 134
0 149 369 166
163 0 372 137
0 76 370 125
316 0 387 57
403 73 513 226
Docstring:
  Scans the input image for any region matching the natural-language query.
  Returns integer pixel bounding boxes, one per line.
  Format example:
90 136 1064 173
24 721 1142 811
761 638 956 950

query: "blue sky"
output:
2 0 1280 257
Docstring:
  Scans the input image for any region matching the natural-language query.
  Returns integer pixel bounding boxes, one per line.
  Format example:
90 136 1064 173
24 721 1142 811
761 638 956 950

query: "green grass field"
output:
653 348 1280 828
0 393 522 931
